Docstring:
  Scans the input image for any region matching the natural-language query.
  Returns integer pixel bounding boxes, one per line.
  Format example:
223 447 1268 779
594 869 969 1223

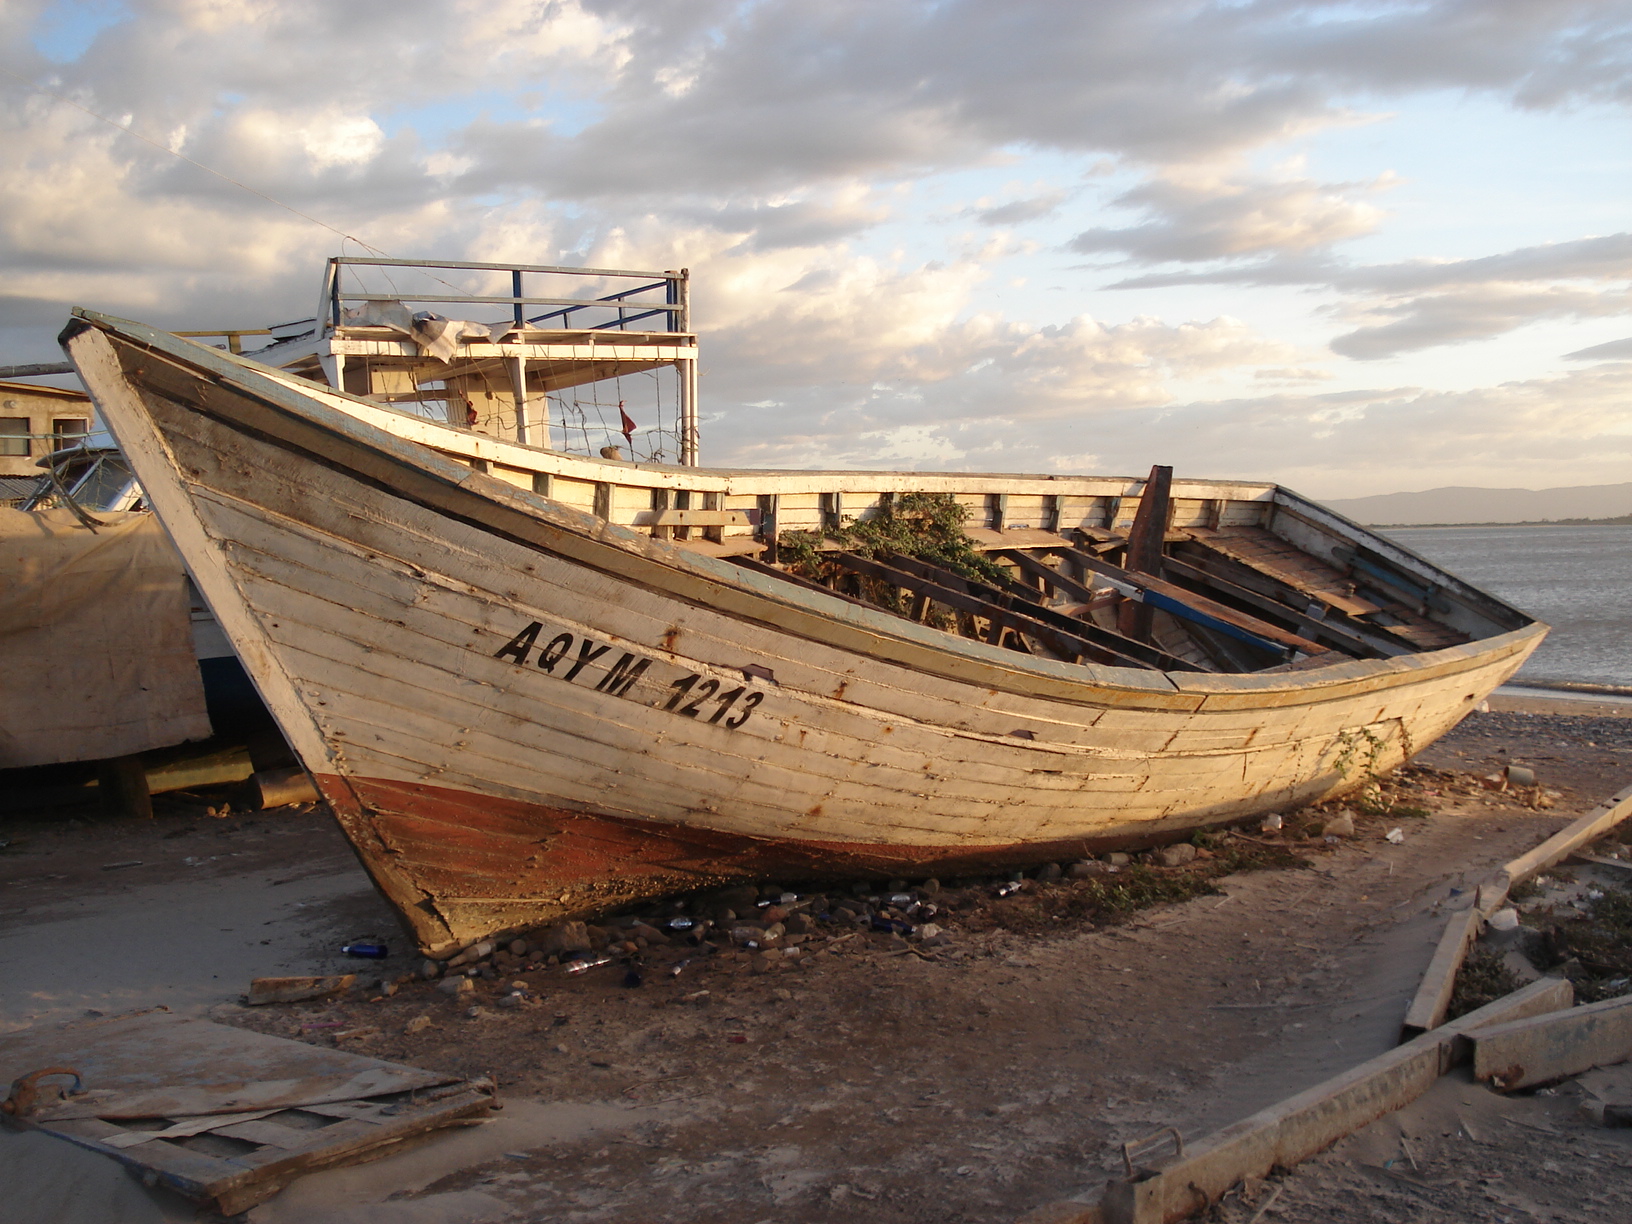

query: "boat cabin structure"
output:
185 258 700 464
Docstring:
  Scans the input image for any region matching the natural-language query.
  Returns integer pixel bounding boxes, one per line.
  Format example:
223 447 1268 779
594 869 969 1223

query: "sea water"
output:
1385 524 1632 688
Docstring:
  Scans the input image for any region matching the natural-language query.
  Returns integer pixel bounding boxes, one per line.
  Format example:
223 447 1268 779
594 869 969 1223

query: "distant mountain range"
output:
1323 482 1632 526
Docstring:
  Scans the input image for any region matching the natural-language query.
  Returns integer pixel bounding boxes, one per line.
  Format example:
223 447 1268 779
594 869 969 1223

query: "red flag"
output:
618 401 636 445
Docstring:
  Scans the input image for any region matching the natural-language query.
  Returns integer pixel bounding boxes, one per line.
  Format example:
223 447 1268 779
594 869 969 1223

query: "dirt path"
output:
1 700 1628 1223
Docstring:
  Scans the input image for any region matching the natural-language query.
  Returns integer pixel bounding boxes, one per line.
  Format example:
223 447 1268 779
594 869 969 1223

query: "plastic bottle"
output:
341 942 389 959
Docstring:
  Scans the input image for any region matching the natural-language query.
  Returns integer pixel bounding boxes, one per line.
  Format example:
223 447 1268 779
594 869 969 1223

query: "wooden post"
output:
1118 464 1172 641
508 354 531 445
97 754 153 820
675 269 699 466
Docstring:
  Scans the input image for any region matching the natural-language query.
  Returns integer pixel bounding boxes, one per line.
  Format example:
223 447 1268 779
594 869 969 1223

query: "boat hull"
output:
66 315 1544 954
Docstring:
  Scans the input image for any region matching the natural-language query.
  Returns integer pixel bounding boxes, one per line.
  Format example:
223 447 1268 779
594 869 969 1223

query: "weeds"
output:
779 493 1008 612
1447 945 1523 1020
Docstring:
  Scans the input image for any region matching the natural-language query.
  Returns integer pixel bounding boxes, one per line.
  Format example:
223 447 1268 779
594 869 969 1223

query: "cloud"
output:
714 363 1632 499
1070 171 1391 264
1566 335 1632 361
972 191 1069 226
2 0 1631 499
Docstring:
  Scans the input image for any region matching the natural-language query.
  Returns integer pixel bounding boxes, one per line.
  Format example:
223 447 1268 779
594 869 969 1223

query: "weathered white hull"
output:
66 313 1544 954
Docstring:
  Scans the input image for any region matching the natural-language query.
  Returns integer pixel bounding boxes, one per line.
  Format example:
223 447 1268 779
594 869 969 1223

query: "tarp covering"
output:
0 508 210 767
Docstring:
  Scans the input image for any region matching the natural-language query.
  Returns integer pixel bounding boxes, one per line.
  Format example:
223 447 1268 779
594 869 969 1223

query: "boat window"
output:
0 418 27 457
68 456 138 511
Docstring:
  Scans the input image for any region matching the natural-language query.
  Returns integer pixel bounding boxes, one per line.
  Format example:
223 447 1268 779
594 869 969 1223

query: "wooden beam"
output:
855 551 1202 672
1161 556 1389 660
1063 543 1328 660
1125 464 1171 577
1119 465 1171 641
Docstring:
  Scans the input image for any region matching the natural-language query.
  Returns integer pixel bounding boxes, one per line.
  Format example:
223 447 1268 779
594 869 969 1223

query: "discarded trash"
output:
1505 764 1536 787
993 882 1022 898
664 917 695 931
563 954 613 975
437 976 474 996
1260 813 1283 833
1323 813 1355 838
887 893 914 906
1385 827 1405 844
101 861 143 871
341 942 389 959
1488 907 1520 931
669 959 691 978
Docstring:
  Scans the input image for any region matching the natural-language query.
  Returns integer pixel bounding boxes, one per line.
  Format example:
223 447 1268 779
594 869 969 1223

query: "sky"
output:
3 0 1631 498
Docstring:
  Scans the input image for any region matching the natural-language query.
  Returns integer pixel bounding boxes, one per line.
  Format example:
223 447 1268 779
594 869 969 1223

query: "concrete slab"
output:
1473 992 1632 1092
1094 977 1573 1224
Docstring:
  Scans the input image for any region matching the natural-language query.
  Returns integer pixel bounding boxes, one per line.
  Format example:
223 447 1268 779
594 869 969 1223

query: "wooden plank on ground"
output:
0 1010 492 1216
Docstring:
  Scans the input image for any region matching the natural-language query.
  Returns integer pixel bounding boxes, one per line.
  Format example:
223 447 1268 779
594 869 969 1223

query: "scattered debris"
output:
245 975 356 1006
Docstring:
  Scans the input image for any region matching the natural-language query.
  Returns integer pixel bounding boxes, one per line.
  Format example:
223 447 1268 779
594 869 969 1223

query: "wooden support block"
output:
1473 993 1632 1092
1400 906 1483 1036
245 975 356 1006
1098 977 1573 1224
254 767 321 810
97 754 153 820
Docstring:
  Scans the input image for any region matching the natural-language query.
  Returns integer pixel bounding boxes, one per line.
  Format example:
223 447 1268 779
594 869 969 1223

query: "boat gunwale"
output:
66 308 1545 718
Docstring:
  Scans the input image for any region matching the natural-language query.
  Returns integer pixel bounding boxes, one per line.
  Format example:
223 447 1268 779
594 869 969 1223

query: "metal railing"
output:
319 258 691 335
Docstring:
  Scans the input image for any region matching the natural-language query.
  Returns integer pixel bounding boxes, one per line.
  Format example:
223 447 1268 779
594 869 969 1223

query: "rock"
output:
1067 860 1106 879
887 934 910 951
379 981 398 998
750 953 772 974
1103 852 1131 866
1155 844 1197 868
585 925 610 950
917 923 942 939
405 1015 432 1035
535 921 592 955
463 1005 485 1019
508 939 528 956
1322 813 1356 838
760 905 788 924
438 976 474 996
718 885 761 909
786 912 813 935
418 959 442 980
920 878 941 895
887 878 909 892
1036 862 1063 882
630 922 669 944
497 993 523 1009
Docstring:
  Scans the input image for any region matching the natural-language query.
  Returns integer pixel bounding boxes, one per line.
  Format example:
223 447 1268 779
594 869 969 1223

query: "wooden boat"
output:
63 308 1545 956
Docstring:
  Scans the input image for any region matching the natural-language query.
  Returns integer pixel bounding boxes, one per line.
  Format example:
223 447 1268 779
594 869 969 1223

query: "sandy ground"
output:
1 696 1629 1223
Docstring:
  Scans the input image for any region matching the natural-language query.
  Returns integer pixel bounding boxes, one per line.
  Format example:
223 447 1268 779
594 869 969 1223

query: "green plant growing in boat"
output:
779 493 1009 620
